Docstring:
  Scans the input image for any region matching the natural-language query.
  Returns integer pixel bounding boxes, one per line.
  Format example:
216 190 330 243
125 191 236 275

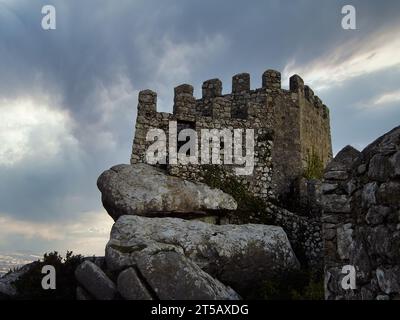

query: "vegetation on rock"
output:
13 251 83 300
255 269 324 300
304 148 324 180
201 165 273 224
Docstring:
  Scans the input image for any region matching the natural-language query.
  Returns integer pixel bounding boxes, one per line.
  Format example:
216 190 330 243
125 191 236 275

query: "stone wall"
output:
322 126 400 300
130 87 275 201
130 70 332 202
266 203 323 268
300 82 332 168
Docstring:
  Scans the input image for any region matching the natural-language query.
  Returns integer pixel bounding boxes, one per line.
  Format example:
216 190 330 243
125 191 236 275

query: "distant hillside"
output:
0 252 41 276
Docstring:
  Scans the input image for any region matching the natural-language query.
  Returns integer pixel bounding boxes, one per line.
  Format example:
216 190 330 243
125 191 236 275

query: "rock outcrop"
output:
72 213 300 300
322 126 400 300
0 281 16 300
75 249 240 300
133 250 240 300
97 163 237 221
75 225 243 300
91 157 311 300
105 215 300 296
0 263 36 300
75 261 118 300
117 268 153 300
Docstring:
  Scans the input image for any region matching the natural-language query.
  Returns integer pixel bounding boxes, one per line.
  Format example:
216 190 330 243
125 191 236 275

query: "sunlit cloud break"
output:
283 24 400 90
0 212 113 256
0 96 79 167
356 88 400 110
372 89 400 106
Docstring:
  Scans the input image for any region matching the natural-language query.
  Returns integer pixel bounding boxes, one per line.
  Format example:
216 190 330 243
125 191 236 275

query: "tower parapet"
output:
173 84 195 115
232 73 250 94
262 69 281 89
289 74 304 94
202 79 222 99
138 89 157 114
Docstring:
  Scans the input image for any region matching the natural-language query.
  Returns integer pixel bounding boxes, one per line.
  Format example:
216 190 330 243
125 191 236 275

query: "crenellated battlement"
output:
137 70 328 122
132 69 332 202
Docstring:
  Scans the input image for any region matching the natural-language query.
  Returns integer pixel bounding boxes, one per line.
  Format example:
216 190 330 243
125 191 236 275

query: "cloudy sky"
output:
0 0 399 257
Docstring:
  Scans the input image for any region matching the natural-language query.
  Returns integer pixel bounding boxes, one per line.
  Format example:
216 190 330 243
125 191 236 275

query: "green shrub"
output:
304 149 324 180
201 165 273 224
291 278 325 300
257 269 324 300
13 251 83 300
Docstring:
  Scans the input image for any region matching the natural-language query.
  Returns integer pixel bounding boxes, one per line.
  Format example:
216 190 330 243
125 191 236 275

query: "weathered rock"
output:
323 227 336 241
76 286 93 300
389 151 400 177
325 145 360 172
336 223 353 260
360 286 375 300
0 262 36 299
106 215 300 296
322 126 400 300
325 266 359 300
84 256 106 270
357 164 367 175
105 245 136 272
365 206 390 226
346 179 358 195
0 282 16 300
322 183 338 194
368 154 393 182
323 170 348 181
376 267 400 294
377 182 400 206
97 163 237 220
322 194 350 213
117 267 153 300
366 225 400 260
75 261 117 300
361 182 378 207
362 126 400 161
135 251 240 300
349 240 371 283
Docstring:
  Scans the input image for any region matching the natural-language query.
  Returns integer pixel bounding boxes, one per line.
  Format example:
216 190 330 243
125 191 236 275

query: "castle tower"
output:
130 69 332 203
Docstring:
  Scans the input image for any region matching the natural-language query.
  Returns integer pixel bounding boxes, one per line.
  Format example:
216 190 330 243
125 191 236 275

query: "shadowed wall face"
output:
322 128 400 300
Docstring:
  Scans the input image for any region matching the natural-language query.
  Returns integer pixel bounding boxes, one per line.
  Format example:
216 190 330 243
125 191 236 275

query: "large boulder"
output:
75 261 117 300
135 251 240 300
106 215 300 296
117 267 153 300
97 163 237 221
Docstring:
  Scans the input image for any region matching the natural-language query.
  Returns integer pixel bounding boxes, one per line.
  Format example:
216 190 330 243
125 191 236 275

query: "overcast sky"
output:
0 0 399 257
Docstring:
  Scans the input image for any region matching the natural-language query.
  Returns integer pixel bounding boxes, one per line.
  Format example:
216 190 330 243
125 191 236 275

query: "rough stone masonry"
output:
322 126 400 300
130 70 332 203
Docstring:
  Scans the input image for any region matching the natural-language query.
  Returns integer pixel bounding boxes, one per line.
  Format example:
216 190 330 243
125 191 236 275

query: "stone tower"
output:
131 69 332 202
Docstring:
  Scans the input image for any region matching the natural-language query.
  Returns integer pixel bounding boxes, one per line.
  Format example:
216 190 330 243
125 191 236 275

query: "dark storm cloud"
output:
323 67 400 153
0 0 399 227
